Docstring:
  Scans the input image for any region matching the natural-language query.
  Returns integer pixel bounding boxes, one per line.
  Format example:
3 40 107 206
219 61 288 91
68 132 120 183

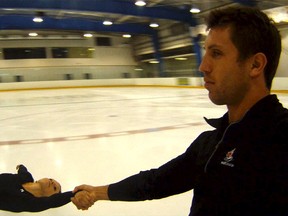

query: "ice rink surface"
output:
0 87 287 216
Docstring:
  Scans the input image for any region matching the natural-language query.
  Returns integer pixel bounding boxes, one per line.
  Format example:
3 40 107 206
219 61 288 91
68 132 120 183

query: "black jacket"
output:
108 95 288 216
0 165 73 212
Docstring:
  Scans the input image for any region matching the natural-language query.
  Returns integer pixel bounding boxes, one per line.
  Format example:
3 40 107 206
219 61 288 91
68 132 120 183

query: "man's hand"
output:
71 185 109 210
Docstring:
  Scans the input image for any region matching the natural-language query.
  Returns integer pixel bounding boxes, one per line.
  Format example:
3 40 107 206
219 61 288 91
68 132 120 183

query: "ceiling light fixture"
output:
175 57 188 61
29 32 38 37
123 34 132 38
83 33 93 38
149 60 159 64
149 22 159 28
134 68 143 71
33 17 43 22
103 20 113 26
135 0 146 6
33 12 44 22
190 6 200 14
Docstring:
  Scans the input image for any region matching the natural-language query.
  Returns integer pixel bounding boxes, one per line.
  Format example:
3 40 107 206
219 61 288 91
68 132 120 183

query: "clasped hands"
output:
71 185 109 210
71 185 97 210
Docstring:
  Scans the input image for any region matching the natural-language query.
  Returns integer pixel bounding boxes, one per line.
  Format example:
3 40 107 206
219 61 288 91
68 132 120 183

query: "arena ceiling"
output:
0 0 287 39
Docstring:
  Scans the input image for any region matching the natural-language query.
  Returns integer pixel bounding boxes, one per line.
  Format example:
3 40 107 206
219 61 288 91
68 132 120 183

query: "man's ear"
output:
250 52 267 77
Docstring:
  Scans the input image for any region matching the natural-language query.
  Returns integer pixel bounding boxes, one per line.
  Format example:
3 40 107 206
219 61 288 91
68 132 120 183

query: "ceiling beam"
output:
0 0 197 26
0 15 156 35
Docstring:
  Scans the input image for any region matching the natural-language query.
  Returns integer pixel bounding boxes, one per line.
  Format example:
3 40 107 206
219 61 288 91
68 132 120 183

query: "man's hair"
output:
206 6 281 90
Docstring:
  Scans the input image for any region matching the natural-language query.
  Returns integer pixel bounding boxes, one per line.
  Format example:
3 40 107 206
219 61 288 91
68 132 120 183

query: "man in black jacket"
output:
0 165 73 212
71 6 288 216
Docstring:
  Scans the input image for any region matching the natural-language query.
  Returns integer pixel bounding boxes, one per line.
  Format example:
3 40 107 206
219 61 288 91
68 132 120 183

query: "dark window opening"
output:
52 48 68 58
3 48 46 59
96 37 111 46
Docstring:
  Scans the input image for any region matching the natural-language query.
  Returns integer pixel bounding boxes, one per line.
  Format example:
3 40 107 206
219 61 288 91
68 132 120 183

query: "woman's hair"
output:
206 6 282 90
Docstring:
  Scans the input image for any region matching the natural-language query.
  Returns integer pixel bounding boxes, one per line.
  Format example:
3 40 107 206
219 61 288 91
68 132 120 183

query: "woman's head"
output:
36 178 61 197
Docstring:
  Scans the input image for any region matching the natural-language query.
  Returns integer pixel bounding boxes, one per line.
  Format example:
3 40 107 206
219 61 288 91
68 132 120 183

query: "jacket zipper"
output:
204 121 238 173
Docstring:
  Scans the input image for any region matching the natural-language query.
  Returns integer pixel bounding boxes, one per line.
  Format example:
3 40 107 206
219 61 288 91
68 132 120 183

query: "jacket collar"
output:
204 95 281 129
204 114 228 129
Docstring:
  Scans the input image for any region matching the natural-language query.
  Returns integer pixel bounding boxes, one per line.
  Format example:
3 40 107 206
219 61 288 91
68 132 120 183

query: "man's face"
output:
199 26 251 107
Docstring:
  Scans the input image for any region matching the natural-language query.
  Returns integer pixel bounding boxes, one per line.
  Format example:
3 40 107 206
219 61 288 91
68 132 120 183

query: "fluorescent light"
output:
135 0 146 6
33 12 44 22
83 33 93 37
149 60 159 64
123 34 131 38
33 17 43 22
103 20 113 25
28 32 38 37
175 57 188 61
149 22 159 28
190 7 200 13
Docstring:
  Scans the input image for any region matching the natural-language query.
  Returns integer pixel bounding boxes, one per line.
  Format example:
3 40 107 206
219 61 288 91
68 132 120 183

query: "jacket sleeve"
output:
17 165 34 183
108 131 215 201
7 191 74 212
0 165 34 191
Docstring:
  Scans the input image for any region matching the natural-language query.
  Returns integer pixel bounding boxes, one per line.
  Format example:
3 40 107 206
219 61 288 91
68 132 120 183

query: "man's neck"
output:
228 91 269 123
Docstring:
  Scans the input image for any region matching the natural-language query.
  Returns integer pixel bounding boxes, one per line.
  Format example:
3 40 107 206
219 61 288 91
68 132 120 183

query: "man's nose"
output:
198 55 210 74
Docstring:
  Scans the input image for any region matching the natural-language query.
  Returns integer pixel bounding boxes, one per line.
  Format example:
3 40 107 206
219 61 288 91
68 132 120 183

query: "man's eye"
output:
212 50 222 58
